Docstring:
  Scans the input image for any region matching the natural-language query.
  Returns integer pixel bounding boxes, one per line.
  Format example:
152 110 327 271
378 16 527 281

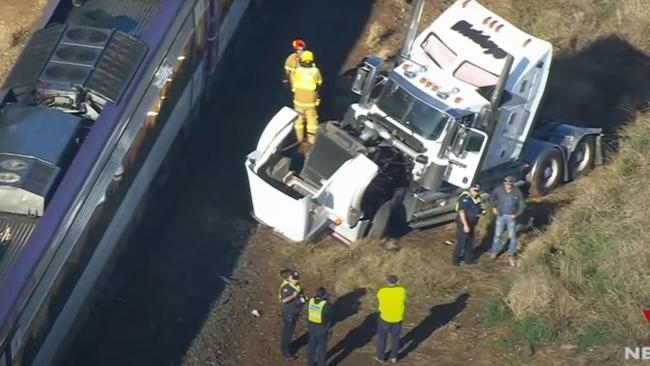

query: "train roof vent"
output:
38 26 113 88
28 25 147 108
86 30 148 104
2 24 66 95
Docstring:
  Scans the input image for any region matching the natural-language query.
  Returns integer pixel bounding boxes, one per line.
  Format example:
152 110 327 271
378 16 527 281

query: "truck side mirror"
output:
451 127 468 156
476 105 492 130
351 67 370 95
354 56 384 106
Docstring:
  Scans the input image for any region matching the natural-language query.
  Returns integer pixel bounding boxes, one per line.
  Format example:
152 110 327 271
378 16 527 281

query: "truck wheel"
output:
568 136 595 180
530 148 564 197
367 200 392 239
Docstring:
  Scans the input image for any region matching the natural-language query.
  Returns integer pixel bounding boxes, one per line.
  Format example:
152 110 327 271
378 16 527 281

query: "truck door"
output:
446 128 488 189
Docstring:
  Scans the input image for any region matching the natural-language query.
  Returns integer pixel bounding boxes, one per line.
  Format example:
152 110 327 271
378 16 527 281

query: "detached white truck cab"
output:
245 0 603 243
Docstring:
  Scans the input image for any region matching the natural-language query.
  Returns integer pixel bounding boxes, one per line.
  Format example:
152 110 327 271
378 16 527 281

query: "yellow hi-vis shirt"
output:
377 285 406 323
308 298 327 324
278 280 302 302
292 65 322 92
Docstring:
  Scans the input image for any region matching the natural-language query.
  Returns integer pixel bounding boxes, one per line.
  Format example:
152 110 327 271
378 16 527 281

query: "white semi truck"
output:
245 0 603 243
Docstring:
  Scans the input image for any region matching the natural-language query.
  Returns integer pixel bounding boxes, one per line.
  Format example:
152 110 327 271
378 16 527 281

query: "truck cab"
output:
245 0 602 243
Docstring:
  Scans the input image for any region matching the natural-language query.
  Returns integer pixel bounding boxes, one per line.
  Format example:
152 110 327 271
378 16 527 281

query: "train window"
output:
122 14 196 178
193 0 207 57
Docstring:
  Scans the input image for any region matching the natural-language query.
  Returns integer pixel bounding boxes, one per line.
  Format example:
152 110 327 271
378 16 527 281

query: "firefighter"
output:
291 50 322 144
284 38 306 84
279 269 306 360
375 275 406 364
306 287 332 366
453 183 483 266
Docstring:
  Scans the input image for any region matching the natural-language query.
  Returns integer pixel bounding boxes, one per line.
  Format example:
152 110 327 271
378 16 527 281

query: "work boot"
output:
295 131 304 144
297 142 311 155
390 357 398 363
374 356 385 363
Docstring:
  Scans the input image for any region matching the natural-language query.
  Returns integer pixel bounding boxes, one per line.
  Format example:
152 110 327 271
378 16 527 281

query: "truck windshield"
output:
376 80 450 140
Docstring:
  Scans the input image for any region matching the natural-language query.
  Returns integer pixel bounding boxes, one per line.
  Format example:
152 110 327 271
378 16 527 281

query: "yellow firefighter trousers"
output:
294 105 319 144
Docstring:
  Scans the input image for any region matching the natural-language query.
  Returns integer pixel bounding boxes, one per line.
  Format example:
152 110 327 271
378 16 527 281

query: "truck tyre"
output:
568 136 595 180
530 148 564 197
368 200 392 239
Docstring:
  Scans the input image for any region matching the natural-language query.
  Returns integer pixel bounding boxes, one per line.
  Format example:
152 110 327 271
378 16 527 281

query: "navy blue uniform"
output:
306 298 332 366
279 281 305 358
454 193 482 265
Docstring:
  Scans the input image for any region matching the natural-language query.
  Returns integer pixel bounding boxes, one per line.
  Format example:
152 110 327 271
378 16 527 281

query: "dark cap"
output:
470 183 481 191
504 176 514 183
279 269 292 278
290 270 300 279
386 274 398 285
315 287 327 300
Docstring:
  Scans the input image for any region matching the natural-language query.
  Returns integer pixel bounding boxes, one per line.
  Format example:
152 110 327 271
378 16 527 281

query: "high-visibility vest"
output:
377 286 406 323
292 65 322 92
308 298 327 324
454 191 481 211
278 280 302 302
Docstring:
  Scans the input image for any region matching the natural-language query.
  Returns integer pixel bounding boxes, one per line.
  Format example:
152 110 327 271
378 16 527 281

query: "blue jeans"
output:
376 317 401 361
491 215 517 256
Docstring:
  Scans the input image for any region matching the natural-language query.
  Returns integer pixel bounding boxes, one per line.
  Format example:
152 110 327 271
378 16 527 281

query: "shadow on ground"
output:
327 313 377 366
538 35 650 140
63 0 374 365
399 293 470 359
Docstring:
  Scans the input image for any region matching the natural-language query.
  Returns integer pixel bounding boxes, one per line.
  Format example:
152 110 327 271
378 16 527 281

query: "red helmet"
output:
292 38 306 51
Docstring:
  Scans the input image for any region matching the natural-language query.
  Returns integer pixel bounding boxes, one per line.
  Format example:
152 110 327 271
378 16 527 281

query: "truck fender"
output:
535 121 604 169
313 154 379 227
521 138 568 182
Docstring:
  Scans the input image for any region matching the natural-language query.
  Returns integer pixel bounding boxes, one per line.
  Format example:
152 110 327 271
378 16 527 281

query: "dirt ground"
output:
0 0 48 84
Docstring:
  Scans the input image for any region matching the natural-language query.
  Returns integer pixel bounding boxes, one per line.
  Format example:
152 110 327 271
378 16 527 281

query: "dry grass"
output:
271 230 469 308
509 114 650 348
511 0 650 52
494 0 650 352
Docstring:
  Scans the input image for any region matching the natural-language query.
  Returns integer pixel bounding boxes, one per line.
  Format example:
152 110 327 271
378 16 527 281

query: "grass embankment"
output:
493 0 650 354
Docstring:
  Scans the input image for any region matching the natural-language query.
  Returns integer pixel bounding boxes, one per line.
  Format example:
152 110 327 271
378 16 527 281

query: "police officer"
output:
306 287 332 366
376 275 406 364
279 269 306 360
453 183 482 266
